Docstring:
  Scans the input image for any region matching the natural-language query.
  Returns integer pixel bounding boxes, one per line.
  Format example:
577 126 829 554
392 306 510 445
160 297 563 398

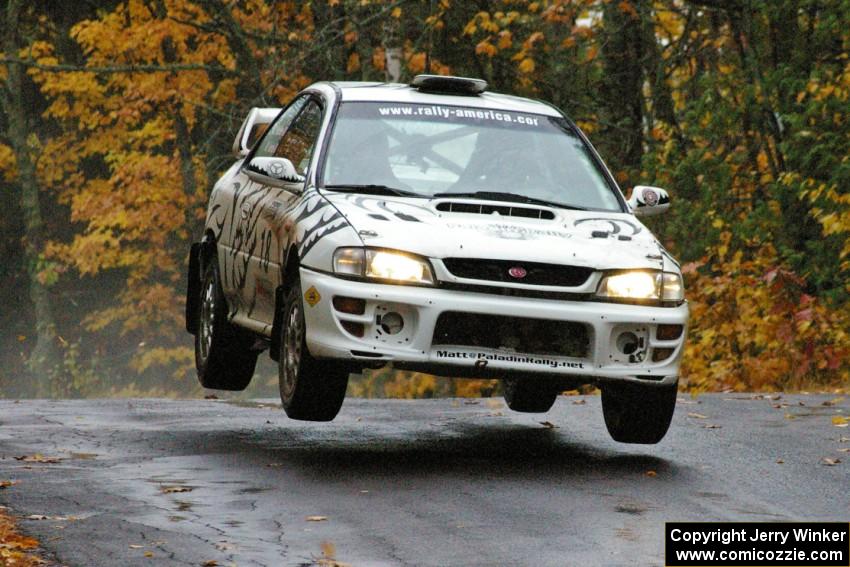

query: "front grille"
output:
433 312 589 358
441 258 593 287
439 282 590 301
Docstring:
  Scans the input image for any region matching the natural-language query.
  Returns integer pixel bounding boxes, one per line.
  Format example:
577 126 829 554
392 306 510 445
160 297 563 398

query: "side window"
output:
275 99 323 175
253 96 308 159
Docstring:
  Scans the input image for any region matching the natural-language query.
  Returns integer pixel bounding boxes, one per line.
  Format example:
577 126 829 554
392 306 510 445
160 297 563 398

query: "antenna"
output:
424 0 435 74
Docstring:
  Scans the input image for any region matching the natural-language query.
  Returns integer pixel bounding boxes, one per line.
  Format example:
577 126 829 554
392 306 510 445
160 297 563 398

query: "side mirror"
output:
245 156 305 186
231 107 281 157
627 185 670 217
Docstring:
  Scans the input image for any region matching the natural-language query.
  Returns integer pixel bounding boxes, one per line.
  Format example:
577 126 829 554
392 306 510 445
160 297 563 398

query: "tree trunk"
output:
599 0 646 177
3 0 60 395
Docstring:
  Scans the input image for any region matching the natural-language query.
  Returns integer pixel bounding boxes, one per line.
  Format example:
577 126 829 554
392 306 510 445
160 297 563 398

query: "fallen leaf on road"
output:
26 515 49 521
822 397 844 407
645 470 657 477
0 507 42 564
0 481 15 489
14 454 61 464
784 413 797 420
463 400 479 405
832 416 849 427
160 486 192 494
68 453 97 460
539 421 558 429
204 394 219 400
144 551 154 558
702 424 722 429
572 399 586 405
486 399 502 409
306 516 328 522
838 448 850 453
487 411 503 417
202 561 218 566
776 459 784 464
265 463 283 468
821 458 841 466
129 544 144 549
839 437 850 442
688 412 708 419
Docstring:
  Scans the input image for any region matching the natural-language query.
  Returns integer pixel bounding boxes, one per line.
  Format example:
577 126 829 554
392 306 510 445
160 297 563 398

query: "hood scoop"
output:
435 200 555 220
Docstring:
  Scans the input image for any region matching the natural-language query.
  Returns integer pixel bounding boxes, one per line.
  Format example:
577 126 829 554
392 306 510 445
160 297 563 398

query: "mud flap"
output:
185 242 201 335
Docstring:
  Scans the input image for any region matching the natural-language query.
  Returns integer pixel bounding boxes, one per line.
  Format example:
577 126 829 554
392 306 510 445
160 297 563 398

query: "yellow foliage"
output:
475 40 498 58
682 243 850 392
0 143 16 182
518 57 536 74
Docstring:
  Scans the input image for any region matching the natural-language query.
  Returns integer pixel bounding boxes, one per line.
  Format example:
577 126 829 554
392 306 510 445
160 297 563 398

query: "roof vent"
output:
411 74 488 95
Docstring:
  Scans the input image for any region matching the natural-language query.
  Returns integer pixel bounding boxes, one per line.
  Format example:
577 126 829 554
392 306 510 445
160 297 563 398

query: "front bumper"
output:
300 267 688 386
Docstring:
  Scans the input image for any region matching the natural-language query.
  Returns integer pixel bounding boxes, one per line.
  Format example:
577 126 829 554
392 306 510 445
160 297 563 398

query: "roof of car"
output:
323 81 563 117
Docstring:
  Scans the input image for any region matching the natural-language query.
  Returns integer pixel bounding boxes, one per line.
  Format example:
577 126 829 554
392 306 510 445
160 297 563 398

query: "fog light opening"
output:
652 347 675 362
616 331 639 355
657 324 683 341
333 296 366 315
341 321 365 338
379 312 404 335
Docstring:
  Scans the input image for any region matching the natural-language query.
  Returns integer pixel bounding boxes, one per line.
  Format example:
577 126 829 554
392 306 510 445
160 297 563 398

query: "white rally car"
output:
186 75 688 443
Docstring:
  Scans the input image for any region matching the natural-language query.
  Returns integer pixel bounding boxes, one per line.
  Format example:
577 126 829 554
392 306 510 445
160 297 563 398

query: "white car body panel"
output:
197 80 688 385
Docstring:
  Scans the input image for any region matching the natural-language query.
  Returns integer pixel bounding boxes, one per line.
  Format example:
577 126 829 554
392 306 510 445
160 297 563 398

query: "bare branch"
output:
0 56 240 76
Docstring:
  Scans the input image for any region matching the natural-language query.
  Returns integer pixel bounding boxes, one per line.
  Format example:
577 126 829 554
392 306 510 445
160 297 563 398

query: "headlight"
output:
333 248 435 285
596 271 684 302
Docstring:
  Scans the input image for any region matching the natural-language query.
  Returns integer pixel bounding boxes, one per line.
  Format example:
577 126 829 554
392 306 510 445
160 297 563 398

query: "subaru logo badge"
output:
508 266 527 279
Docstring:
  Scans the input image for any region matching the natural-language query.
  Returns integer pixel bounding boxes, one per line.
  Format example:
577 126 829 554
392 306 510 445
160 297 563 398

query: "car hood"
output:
324 193 668 271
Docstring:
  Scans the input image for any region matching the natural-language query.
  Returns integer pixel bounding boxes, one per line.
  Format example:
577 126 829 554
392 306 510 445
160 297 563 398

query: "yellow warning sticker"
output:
304 286 321 307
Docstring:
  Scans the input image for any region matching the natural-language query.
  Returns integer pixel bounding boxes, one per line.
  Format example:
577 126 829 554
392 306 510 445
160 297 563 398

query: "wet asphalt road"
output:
0 395 847 567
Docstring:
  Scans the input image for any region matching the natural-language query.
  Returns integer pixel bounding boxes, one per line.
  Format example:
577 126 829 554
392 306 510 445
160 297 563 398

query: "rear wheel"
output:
601 381 678 444
503 378 559 413
278 280 350 421
194 256 258 390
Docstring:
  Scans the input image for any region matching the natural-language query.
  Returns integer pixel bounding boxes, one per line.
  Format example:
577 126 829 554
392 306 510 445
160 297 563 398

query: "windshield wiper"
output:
432 191 587 211
322 184 423 197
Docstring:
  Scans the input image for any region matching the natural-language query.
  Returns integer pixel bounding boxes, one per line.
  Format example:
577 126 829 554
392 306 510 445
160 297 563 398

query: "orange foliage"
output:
682 242 850 392
0 507 43 566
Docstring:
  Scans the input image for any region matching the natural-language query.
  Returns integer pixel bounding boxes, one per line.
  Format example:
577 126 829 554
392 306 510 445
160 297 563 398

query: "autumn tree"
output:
1 0 848 395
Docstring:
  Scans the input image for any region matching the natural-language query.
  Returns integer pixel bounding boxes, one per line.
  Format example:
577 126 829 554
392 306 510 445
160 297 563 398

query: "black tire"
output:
601 381 678 444
503 378 559 413
278 280 349 421
194 256 258 391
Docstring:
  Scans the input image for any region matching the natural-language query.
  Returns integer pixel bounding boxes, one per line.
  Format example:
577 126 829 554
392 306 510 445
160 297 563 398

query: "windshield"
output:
321 101 623 211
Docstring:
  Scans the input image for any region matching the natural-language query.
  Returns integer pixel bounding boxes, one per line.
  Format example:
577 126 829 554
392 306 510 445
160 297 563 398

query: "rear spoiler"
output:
232 107 281 157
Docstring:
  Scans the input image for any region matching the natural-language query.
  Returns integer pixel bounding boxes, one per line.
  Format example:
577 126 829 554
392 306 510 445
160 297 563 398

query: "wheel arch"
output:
185 231 218 335
269 244 301 361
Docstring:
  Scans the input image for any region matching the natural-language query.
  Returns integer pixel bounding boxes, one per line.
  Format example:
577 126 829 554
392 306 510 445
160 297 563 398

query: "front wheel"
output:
278 281 350 421
503 378 559 413
601 381 678 444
